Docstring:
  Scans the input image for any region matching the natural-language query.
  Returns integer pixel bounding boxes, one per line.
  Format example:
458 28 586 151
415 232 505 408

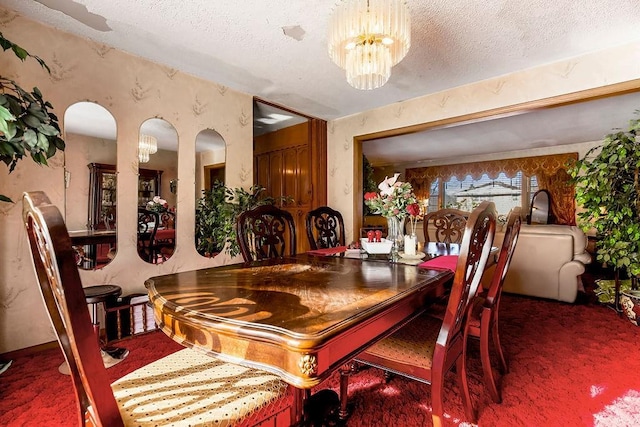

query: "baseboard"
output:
1 340 59 360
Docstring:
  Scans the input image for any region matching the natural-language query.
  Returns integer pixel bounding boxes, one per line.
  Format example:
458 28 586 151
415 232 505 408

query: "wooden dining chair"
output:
423 208 470 244
22 191 294 427
236 204 296 262
137 208 159 263
340 201 497 426
305 206 345 250
465 207 522 404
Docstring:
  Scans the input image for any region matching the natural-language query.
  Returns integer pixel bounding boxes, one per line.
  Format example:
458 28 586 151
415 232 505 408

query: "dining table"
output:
145 254 454 424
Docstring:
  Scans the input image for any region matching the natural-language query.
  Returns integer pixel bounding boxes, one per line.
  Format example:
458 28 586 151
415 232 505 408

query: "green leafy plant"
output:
195 182 277 257
569 112 640 276
1 32 65 202
363 155 377 216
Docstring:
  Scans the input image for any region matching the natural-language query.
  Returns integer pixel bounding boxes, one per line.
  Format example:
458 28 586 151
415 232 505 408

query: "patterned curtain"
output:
405 153 578 225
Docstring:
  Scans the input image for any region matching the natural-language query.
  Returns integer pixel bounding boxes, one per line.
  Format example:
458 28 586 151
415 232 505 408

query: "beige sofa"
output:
482 224 591 303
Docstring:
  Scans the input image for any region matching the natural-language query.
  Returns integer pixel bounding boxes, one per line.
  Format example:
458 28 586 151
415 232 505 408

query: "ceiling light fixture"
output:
328 0 411 90
138 134 157 163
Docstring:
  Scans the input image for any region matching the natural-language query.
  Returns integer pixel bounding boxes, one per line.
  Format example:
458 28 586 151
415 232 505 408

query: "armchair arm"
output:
557 260 586 303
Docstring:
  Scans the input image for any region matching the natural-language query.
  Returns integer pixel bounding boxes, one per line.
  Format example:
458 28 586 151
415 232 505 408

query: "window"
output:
430 172 537 216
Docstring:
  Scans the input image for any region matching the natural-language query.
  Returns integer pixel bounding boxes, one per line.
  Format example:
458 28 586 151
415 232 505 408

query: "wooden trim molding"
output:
352 79 640 238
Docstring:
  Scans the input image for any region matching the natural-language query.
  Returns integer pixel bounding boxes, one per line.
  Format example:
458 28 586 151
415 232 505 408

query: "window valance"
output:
405 153 578 225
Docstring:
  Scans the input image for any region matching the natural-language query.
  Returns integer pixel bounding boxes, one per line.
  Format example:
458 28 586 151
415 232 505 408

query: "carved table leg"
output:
338 361 361 421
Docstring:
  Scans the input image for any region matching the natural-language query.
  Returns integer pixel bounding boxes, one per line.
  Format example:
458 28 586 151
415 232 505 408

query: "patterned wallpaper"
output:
0 8 253 353
1 6 639 353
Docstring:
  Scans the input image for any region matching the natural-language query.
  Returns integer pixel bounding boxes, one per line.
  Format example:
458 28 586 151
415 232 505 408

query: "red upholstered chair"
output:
236 204 296 262
23 191 294 427
418 254 459 272
340 201 497 426
305 206 345 250
465 207 522 403
423 208 470 244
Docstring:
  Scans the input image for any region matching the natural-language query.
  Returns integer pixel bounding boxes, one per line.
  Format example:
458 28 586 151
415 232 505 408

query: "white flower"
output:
378 173 400 197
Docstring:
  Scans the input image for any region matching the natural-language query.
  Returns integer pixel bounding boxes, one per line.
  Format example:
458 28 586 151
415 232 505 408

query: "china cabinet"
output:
87 163 163 230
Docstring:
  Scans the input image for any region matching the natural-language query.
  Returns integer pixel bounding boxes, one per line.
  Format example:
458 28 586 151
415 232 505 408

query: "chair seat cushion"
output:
361 313 442 371
418 255 458 272
111 348 293 426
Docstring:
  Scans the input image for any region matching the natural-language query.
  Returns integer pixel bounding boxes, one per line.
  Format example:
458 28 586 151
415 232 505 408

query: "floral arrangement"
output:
146 196 168 213
364 173 418 220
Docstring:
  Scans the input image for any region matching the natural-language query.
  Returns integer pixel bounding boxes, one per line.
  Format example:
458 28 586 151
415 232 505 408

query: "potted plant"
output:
195 182 277 257
569 112 640 309
1 32 65 202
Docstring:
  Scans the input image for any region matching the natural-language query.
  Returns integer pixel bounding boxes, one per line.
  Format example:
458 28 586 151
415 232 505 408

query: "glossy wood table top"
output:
68 229 116 245
146 254 453 389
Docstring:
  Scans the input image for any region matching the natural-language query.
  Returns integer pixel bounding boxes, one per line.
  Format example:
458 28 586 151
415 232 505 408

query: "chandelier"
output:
328 0 411 90
138 134 157 163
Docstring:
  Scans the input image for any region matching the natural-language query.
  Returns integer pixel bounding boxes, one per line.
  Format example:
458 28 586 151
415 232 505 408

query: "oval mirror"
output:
64 101 117 270
529 189 552 224
137 118 178 264
194 128 226 258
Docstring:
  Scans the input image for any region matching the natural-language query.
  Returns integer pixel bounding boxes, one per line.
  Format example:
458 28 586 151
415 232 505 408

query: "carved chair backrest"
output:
137 208 159 262
236 204 297 262
305 206 345 250
22 191 125 426
438 202 496 349
484 207 522 309
423 208 470 244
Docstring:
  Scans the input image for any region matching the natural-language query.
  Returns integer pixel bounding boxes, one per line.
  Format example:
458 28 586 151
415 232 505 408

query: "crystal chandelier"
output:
138 134 157 163
328 0 411 90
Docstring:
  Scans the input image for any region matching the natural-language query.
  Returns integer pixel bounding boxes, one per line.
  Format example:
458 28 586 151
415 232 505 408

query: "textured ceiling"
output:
4 0 640 164
4 0 640 120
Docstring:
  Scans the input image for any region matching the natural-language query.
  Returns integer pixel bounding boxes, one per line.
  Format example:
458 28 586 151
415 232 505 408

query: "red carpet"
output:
2 294 640 426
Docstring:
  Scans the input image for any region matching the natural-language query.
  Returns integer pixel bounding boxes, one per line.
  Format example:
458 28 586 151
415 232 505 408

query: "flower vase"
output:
386 216 405 258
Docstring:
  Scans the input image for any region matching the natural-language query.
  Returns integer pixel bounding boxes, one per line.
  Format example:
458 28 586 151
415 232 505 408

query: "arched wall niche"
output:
194 128 227 259
63 101 117 270
137 118 179 264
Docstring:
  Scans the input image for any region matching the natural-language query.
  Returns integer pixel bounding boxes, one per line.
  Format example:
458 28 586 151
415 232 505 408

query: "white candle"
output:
404 235 416 256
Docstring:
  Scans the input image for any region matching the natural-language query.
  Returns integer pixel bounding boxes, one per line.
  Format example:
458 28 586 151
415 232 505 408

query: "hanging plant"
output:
569 111 640 276
0 32 65 202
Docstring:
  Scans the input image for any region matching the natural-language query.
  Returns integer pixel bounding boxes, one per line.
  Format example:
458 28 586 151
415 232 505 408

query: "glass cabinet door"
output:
88 163 117 230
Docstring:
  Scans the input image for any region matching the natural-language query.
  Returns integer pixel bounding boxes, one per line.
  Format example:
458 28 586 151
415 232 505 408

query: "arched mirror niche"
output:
63 101 118 270
137 118 178 264
194 128 227 258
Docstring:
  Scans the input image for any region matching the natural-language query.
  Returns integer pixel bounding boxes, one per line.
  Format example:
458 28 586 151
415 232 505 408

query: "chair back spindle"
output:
305 206 345 250
423 208 470 244
236 204 296 262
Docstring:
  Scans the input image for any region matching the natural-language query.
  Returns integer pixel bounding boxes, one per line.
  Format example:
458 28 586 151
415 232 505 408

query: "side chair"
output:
305 206 345 250
236 204 296 262
423 208 470 244
340 201 497 426
465 206 522 403
137 208 159 263
23 191 294 427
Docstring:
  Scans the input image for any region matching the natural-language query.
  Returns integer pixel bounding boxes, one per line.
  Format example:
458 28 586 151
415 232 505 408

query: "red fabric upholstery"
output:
418 255 458 272
306 245 347 256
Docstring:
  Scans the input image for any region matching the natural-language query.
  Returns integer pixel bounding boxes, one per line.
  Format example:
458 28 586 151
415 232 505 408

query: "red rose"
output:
364 192 378 201
407 203 420 217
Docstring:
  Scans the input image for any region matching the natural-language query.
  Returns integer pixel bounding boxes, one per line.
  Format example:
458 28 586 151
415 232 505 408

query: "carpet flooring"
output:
2 291 640 426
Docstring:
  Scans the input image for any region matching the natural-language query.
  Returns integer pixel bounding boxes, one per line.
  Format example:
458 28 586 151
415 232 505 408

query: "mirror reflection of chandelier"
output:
138 134 158 163
328 0 411 90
